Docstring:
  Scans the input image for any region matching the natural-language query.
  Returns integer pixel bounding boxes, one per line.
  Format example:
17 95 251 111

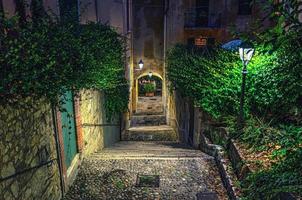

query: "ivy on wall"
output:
0 14 129 118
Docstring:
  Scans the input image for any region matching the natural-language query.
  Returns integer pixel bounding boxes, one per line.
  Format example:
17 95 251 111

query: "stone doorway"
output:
136 75 163 115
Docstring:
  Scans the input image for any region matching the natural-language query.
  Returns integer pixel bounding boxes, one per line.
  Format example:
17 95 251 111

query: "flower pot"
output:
145 92 154 97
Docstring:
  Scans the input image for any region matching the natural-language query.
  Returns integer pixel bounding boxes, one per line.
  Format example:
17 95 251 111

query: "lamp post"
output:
238 45 255 129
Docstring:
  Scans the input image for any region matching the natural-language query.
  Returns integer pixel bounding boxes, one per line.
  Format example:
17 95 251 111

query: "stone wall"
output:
167 90 193 143
79 90 105 156
131 0 165 114
0 100 61 200
132 0 165 79
79 89 121 155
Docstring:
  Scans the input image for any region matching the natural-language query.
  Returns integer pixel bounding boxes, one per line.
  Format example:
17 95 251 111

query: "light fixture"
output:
138 59 144 70
238 43 255 129
148 71 153 78
239 46 255 66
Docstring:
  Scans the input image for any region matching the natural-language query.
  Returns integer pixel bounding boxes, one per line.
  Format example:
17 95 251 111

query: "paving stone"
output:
63 141 228 200
196 192 219 200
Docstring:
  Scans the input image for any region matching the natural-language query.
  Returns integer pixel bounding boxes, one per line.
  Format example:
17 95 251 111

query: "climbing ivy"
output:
0 14 129 118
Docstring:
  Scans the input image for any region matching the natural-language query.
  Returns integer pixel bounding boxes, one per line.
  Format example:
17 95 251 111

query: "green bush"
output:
249 33 302 123
167 40 301 124
0 14 129 118
243 145 302 199
143 83 156 93
167 45 240 118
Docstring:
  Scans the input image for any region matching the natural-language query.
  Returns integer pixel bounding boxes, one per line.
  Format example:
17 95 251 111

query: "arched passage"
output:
135 73 164 114
138 75 162 97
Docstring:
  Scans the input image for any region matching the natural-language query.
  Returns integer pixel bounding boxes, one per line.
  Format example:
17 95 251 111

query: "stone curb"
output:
204 126 297 200
199 133 241 200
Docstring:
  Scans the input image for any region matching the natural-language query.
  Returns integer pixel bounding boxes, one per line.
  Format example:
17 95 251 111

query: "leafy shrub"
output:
249 33 302 123
0 14 129 118
167 45 241 119
243 147 302 199
167 39 301 124
143 83 156 93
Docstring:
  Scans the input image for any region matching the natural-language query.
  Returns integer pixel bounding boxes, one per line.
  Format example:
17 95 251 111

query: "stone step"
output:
130 114 166 126
133 111 164 116
124 125 178 141
91 152 203 158
90 141 206 160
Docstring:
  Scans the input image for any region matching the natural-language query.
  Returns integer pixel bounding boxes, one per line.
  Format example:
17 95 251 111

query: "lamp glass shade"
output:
138 59 144 69
239 47 255 65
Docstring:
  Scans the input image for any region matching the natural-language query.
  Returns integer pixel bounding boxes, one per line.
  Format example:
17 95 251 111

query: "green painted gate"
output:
61 91 78 168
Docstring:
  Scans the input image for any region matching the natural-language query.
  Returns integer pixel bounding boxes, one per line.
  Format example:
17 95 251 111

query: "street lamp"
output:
238 44 255 128
138 59 144 70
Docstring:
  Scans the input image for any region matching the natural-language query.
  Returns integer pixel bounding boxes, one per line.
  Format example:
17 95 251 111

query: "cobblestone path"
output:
64 142 227 200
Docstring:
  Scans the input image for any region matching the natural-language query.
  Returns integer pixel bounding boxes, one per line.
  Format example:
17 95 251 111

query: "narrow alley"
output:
1 0 301 200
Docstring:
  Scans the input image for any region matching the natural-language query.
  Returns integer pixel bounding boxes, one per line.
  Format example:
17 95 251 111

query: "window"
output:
195 0 209 27
238 0 252 15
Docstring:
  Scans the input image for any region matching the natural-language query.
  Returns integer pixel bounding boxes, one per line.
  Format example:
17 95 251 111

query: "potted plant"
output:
143 83 156 97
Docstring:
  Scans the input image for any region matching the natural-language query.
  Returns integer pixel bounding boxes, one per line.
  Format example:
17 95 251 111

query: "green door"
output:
61 91 78 168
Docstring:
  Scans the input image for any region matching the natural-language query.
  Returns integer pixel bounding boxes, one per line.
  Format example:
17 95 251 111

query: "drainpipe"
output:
94 0 99 22
163 0 169 124
51 106 65 196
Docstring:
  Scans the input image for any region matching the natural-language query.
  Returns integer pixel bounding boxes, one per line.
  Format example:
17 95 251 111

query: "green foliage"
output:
234 117 302 152
249 33 302 123
143 83 156 93
167 45 239 118
0 14 129 118
167 38 301 123
167 45 274 119
243 146 302 199
104 82 129 120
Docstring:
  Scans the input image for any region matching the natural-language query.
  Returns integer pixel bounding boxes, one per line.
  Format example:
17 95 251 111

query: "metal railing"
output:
184 7 222 28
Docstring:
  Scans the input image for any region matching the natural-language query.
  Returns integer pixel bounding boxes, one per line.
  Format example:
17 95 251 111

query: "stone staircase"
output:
90 141 204 159
125 125 177 141
124 113 178 141
130 114 166 126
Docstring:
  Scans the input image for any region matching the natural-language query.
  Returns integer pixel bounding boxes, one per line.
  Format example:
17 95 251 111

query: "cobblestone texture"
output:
64 142 227 200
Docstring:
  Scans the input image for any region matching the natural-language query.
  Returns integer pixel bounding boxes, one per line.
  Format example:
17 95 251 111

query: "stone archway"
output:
136 74 163 114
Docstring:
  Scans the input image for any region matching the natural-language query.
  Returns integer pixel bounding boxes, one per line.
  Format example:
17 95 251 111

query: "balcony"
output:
184 8 222 29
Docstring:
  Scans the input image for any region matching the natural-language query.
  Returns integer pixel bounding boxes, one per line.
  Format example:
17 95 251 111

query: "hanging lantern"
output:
138 59 144 70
